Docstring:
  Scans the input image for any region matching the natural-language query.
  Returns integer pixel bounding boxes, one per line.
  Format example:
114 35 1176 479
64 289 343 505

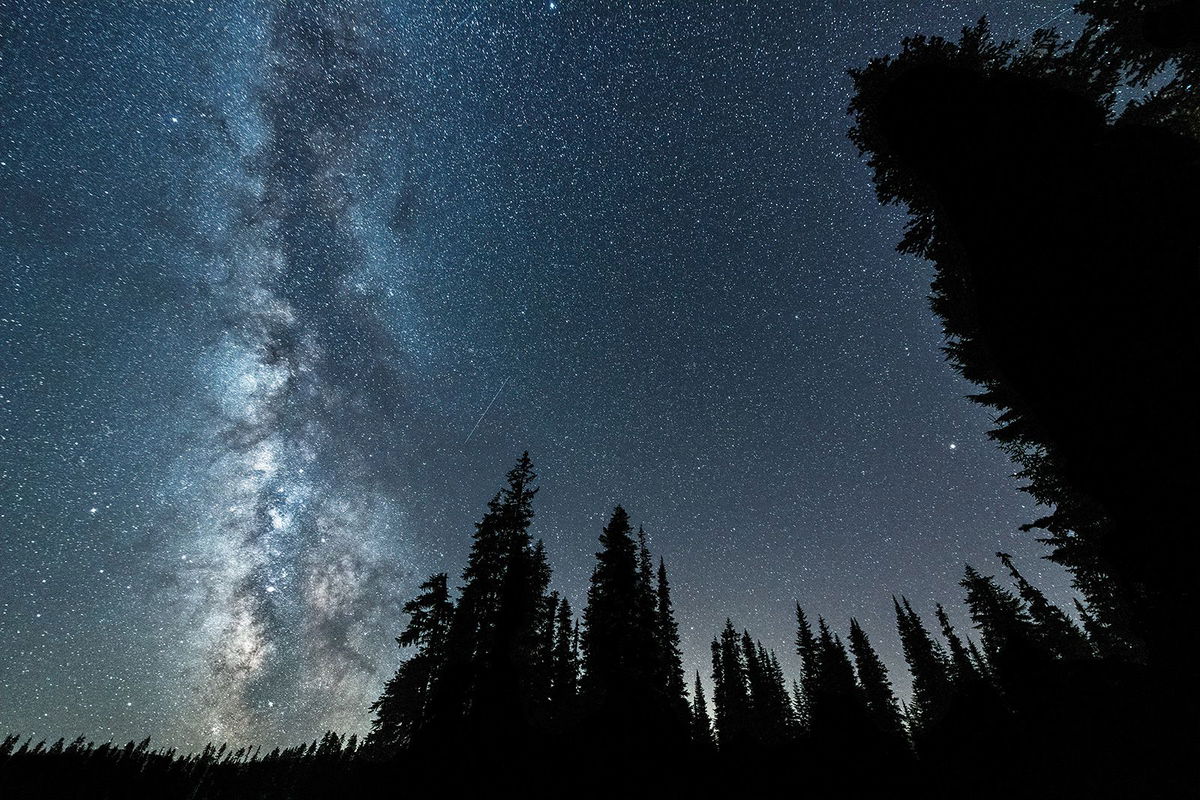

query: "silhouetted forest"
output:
4 2 1196 796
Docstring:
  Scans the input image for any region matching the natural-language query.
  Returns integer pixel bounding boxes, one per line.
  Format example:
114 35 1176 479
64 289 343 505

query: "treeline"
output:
5 454 1157 796
0 731 364 799
358 453 1161 794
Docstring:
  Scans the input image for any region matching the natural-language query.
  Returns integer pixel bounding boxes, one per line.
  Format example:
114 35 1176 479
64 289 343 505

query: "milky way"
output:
2 0 1083 750
170 1 420 742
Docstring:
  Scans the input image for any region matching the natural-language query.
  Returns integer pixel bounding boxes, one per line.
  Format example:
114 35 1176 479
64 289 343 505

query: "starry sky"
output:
1 0 1082 749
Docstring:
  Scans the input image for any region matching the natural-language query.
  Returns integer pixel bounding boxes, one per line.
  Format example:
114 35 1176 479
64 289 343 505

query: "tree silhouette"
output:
848 14 1198 686
367 572 454 751
710 620 752 752
690 671 716 752
848 618 905 743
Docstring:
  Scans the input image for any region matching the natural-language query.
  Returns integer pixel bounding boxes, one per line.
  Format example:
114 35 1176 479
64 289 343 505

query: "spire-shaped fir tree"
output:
996 552 1094 662
368 572 455 751
894 597 954 742
655 558 691 737
710 620 752 751
690 671 716 752
794 604 821 732
848 618 906 741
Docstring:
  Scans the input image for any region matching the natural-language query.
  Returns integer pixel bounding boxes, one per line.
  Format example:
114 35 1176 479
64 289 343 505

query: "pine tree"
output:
996 552 1093 661
580 506 664 749
655 558 691 735
420 453 542 745
934 603 983 685
808 619 873 748
894 597 953 739
368 572 454 750
550 596 579 716
794 604 820 731
848 618 905 739
690 671 716 752
710 620 752 751
961 566 1046 683
754 642 796 745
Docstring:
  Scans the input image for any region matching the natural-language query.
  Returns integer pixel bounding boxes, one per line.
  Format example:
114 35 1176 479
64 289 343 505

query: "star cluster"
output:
1 0 1079 748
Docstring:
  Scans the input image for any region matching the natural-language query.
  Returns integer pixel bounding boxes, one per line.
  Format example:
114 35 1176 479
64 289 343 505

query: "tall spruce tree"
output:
996 552 1093 661
581 507 666 749
655 558 691 736
420 453 543 747
368 573 454 751
893 597 953 740
847 10 1198 682
934 603 983 685
794 604 820 732
550 596 579 719
710 620 752 751
690 671 716 752
961 566 1046 684
808 620 873 749
848 618 905 740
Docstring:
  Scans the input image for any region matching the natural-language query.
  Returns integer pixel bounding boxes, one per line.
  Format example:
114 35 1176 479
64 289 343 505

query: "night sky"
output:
1 0 1081 749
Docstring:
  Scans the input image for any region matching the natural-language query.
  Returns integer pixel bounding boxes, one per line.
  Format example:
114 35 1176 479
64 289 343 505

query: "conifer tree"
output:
996 552 1093 661
421 453 542 745
848 618 905 739
961 566 1045 681
655 558 691 734
690 671 716 752
710 620 752 751
794 604 820 731
754 642 796 745
550 596 579 715
368 572 455 750
894 597 953 739
934 603 982 685
809 619 873 748
581 507 664 748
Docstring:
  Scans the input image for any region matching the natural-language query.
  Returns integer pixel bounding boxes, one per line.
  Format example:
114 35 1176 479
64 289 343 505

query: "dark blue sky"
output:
1 0 1080 748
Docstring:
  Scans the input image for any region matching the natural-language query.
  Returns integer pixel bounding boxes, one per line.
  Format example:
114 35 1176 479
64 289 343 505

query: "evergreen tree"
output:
753 642 796 745
690 671 716 752
420 453 543 746
848 618 905 739
655 558 691 735
581 507 667 749
961 565 1046 686
934 603 983 685
893 597 953 739
550 596 579 716
996 552 1093 661
710 620 752 751
808 619 873 749
368 573 454 751
794 603 820 731
847 12 1197 681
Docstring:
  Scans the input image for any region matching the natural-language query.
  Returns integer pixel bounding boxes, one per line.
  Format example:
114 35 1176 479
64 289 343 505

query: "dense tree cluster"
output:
364 456 693 771
356 453 1173 793
0 730 363 799
847 6 1197 676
